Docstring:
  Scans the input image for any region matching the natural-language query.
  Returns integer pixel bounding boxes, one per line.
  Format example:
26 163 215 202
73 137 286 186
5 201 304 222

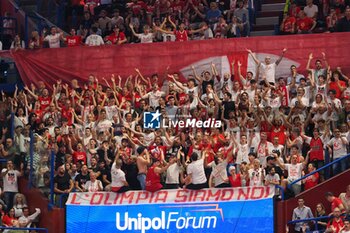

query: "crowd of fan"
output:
289 186 350 233
0 49 350 208
280 0 350 34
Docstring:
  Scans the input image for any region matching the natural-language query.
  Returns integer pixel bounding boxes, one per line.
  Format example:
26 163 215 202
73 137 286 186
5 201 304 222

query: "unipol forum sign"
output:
66 186 274 233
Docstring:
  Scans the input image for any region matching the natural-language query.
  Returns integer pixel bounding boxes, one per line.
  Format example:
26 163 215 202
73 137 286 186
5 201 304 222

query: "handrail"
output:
0 226 48 233
288 152 350 189
50 150 55 206
276 185 285 200
28 130 34 188
288 215 330 224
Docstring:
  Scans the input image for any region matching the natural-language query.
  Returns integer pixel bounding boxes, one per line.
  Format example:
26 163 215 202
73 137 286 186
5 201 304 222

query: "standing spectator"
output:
327 128 348 175
145 158 174 192
65 29 82 47
74 164 90 192
105 26 127 45
336 6 350 32
234 0 250 36
136 146 150 190
246 48 287 85
165 149 183 189
339 185 350 214
314 203 328 231
341 220 350 233
97 10 112 36
10 35 25 51
111 158 129 193
18 207 41 228
228 165 243 187
85 27 105 46
248 159 265 186
1 161 23 210
206 2 222 27
302 128 325 172
264 167 280 194
302 163 319 190
325 192 346 213
186 152 208 190
292 198 314 233
54 165 74 207
129 24 155 43
43 26 64 48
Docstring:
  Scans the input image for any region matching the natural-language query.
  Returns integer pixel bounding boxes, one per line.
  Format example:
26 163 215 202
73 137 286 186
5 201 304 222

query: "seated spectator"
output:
65 28 82 47
280 13 297 34
226 16 243 38
105 26 127 45
339 185 350 214
327 8 340 32
289 2 301 18
341 220 350 233
2 208 18 227
10 34 25 51
28 31 41 49
84 172 103 192
296 11 317 33
304 0 319 19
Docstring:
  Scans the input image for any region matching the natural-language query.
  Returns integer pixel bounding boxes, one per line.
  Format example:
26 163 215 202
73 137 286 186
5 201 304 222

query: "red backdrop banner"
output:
8 32 350 87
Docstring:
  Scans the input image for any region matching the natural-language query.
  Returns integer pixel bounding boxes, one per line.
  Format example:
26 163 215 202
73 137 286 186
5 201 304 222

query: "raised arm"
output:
306 53 313 71
275 48 287 66
246 49 261 65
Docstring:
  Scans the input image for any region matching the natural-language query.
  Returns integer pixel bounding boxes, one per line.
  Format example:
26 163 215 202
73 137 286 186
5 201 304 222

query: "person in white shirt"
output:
165 148 183 189
327 128 348 174
18 207 41 228
304 0 318 19
111 158 129 193
85 26 105 46
248 159 265 187
247 48 287 85
95 109 112 133
44 26 64 48
1 160 23 209
141 83 166 109
341 220 350 233
0 41 2 50
185 152 207 190
129 24 155 43
84 172 103 192
277 153 309 196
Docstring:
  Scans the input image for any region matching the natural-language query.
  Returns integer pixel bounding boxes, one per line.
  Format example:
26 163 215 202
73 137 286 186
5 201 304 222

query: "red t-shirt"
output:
171 1 185 12
129 1 146 15
61 106 73 125
283 17 296 32
329 81 346 99
66 35 82 47
270 126 286 145
73 151 87 164
327 218 344 233
105 32 126 44
38 96 51 111
331 197 344 212
229 174 242 187
309 137 324 161
297 17 314 31
304 172 319 190
146 165 162 192
174 30 188 42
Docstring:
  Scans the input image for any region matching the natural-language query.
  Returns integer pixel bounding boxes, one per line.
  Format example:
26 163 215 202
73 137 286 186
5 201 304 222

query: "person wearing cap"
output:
246 48 287 85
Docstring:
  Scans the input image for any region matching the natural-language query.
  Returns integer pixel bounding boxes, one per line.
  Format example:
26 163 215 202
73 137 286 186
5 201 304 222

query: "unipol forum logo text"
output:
143 110 222 129
116 207 221 233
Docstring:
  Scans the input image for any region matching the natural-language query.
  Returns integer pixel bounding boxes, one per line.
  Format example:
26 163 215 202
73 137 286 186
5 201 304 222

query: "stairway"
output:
251 0 285 36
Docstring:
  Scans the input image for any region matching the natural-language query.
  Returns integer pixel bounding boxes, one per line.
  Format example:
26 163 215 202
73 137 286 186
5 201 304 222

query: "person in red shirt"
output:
229 166 242 187
326 207 344 233
145 158 174 192
24 86 52 111
302 163 319 190
65 28 82 47
105 26 127 45
127 0 147 16
325 192 346 213
329 70 346 99
296 11 316 33
280 13 296 34
69 141 87 165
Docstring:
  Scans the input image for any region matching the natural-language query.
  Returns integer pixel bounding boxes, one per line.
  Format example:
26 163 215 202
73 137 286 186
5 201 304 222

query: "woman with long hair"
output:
13 193 28 218
314 203 327 231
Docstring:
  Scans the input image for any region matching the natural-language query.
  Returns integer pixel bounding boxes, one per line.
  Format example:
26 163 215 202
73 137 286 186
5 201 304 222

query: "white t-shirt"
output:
144 90 165 108
328 137 348 159
85 34 105 46
211 161 228 187
96 119 112 133
236 143 250 164
111 164 126 188
45 33 61 48
84 180 103 192
261 63 277 84
285 163 303 185
2 169 21 192
265 173 280 193
187 159 207 184
137 33 154 43
166 163 181 184
304 4 318 18
248 168 264 186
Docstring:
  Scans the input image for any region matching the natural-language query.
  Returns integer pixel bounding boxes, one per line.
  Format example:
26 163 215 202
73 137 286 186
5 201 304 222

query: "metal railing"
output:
0 226 48 233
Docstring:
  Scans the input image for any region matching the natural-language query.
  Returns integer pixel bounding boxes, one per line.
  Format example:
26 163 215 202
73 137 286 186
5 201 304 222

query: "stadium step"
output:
261 3 285 11
263 0 286 4
256 16 279 26
250 30 275 36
